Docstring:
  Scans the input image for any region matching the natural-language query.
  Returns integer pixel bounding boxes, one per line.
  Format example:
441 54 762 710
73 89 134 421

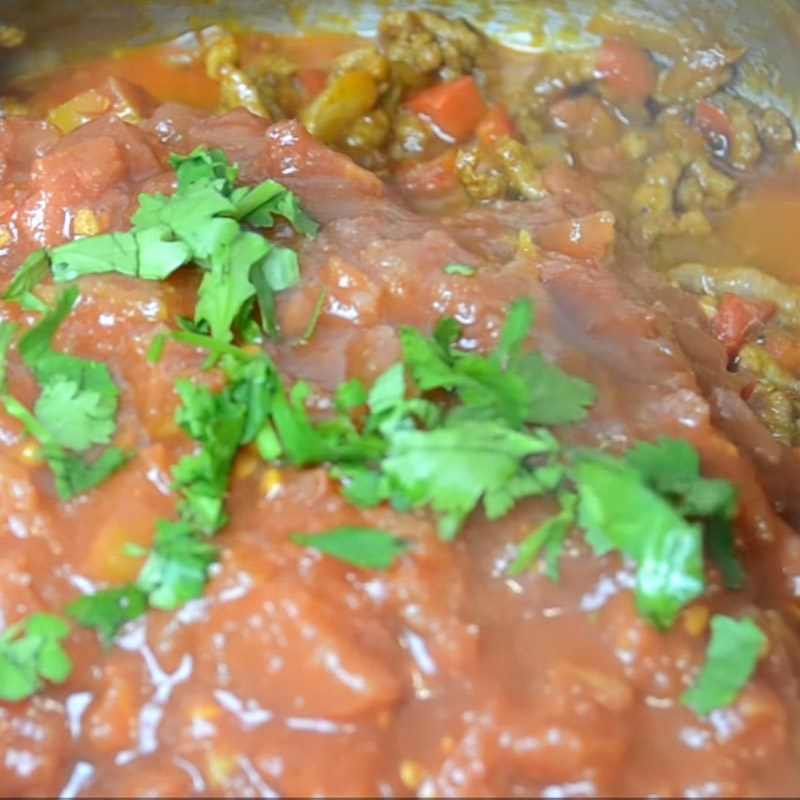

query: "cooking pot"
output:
2 0 800 122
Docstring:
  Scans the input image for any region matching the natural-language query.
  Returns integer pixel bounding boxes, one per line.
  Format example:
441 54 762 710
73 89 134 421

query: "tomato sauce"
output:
1 16 800 799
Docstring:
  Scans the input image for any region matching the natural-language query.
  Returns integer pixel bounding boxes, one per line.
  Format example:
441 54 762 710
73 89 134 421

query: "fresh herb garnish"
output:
1 288 129 498
291 526 409 570
681 614 766 714
0 613 72 702
66 586 148 646
573 453 706 629
7 148 318 343
442 263 476 276
2 248 49 311
508 492 576 579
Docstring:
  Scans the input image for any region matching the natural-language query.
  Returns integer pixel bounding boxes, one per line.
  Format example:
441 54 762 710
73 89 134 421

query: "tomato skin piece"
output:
476 105 519 149
405 76 489 142
596 38 656 105
713 293 777 359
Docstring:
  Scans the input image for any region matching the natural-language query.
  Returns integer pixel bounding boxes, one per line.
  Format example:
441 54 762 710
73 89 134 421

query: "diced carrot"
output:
476 105 519 149
405 76 488 142
712 293 777 359
694 98 735 151
596 38 657 105
296 67 328 100
536 210 616 261
395 148 460 198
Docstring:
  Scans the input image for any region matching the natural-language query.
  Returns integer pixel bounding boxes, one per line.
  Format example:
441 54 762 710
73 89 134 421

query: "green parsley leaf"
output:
0 613 72 702
291 526 408 569
67 585 148 645
573 454 705 629
0 321 19 392
681 615 766 715
2 249 50 310
508 493 576 579
442 263 476 276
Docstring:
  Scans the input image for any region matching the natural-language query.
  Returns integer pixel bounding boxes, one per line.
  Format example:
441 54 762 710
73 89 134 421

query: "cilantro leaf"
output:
382 421 558 539
294 287 328 344
137 520 219 610
50 231 139 280
272 380 384 467
170 148 239 195
2 249 49 310
51 448 132 499
2 290 128 498
17 285 78 364
573 454 705 629
365 363 440 436
2 393 131 498
517 352 597 425
626 437 743 589
136 349 277 609
0 149 320 345
681 615 766 715
401 299 595 428
194 232 266 342
443 264 476 276
291 526 408 569
34 377 115 451
67 585 148 645
508 493 576 579
232 179 320 236
494 297 535 365
14 286 125 463
0 613 72 702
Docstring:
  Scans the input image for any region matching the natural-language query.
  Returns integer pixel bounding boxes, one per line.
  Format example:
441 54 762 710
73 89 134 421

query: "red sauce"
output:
0 25 799 799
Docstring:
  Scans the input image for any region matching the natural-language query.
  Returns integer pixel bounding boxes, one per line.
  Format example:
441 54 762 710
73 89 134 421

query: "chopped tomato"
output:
713 293 777 359
395 148 459 198
536 211 616 261
405 76 488 142
694 99 735 152
596 38 657 105
296 67 328 100
476 105 519 149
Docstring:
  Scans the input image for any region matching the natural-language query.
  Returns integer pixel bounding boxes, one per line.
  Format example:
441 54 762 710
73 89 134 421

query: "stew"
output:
0 8 800 798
